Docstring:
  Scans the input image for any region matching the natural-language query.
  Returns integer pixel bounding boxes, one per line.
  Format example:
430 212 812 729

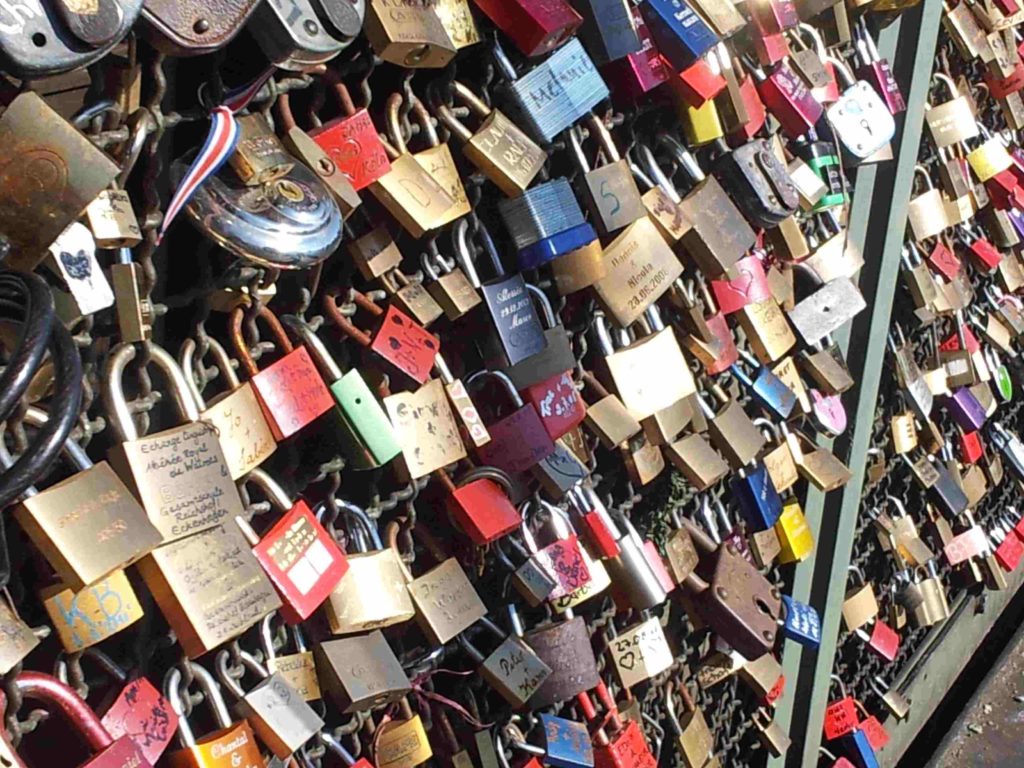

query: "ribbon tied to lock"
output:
157 66 278 242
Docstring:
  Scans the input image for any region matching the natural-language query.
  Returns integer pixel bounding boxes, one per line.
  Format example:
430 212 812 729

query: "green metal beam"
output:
787 1 945 764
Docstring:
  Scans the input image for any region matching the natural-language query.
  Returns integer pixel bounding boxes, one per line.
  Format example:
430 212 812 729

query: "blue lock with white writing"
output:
731 462 783 529
541 714 595 768
781 594 821 648
640 0 719 69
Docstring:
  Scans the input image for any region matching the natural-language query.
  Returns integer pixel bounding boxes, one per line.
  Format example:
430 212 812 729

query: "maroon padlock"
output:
472 0 582 57
467 370 556 474
754 60 824 139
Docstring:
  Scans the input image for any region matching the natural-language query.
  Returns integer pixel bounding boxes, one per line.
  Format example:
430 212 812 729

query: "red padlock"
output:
602 8 672 100
726 70 768 141
748 0 799 33
859 618 900 662
753 30 790 67
101 676 178 766
570 485 621 559
472 0 582 57
230 306 335 441
522 501 593 602
968 235 1003 272
823 677 859 741
468 370 556 475
589 684 657 768
755 60 824 139
927 239 962 282
960 430 984 464
10 671 152 768
994 525 1024 571
442 466 521 545
522 370 587 441
238 471 349 624
855 704 890 751
711 254 772 315
984 59 1024 99
326 289 441 387
985 168 1024 210
673 57 727 108
308 73 391 191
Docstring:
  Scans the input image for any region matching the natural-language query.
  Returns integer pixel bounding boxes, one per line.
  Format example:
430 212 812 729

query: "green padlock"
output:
283 315 401 468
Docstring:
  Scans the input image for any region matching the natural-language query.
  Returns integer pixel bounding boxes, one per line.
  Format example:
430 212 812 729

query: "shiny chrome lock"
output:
250 0 365 70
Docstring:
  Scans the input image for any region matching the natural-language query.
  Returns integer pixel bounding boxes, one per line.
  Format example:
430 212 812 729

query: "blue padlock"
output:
541 714 595 768
731 352 798 419
780 595 821 648
640 0 719 69
838 727 880 768
730 461 783 529
519 223 599 270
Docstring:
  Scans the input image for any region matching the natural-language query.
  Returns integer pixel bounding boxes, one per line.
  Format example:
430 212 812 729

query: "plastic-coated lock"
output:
780 595 821 647
541 714 595 768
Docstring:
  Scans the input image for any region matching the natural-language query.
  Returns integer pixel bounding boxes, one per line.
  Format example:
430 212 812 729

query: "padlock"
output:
459 616 552 706
364 0 455 67
666 683 715 768
326 288 441 386
733 349 798 418
498 177 596 270
249 0 364 70
315 630 411 713
787 25 838 99
164 664 264 768
659 136 756 278
324 502 416 634
375 699 433 768
794 139 846 212
378 265 446 330
229 113 296 187
229 306 334 441
435 82 547 197
141 0 259 55
308 74 392 191
14 407 161 592
672 54 728 109
0 92 120 272
602 6 673 99
711 138 799 228
787 270 866 346
697 386 767 470
569 115 646 235
524 614 600 708
465 370 556 474
679 517 781 659
869 676 912 721
473 0 582 56
841 566 879 632
419 242 482 322
42 569 145 653
442 466 520 545
752 708 790 757
496 37 610 144
178 337 278 482
215 650 323 760
594 312 695 420
823 54 896 161
261 616 321 702
85 185 143 250
104 342 245 544
824 675 860 741
779 594 821 647
403 95 471 227
730 460 783 530
641 0 719 70
674 279 739 376
581 371 643 449
756 419 800 493
282 315 401 470
855 617 900 662
403 549 487 645
606 616 673 689
751 59 824 139
236 471 349 624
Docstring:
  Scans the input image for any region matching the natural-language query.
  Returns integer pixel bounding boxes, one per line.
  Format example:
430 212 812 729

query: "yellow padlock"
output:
775 500 815 563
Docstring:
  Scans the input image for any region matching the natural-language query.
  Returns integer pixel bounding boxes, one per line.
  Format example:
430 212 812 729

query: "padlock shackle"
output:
22 406 92 472
525 284 558 329
104 342 202 442
634 143 681 203
244 467 294 512
435 103 474 143
187 661 233 729
657 133 706 183
385 92 408 156
163 668 196 748
280 314 344 382
453 219 483 288
338 499 382 551
15 671 113 752
323 289 374 347
409 96 440 148
180 335 242 409
321 68 359 115
229 304 295 379
467 369 525 408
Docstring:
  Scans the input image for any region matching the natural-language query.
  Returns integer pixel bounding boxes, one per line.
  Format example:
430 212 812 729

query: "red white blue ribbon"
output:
158 66 277 243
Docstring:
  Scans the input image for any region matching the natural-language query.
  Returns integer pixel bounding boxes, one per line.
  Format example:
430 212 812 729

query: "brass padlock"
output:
666 682 715 768
315 630 411 713
364 0 456 68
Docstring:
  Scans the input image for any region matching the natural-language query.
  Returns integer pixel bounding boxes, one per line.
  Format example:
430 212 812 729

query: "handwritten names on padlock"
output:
534 535 592 600
101 678 178 765
252 346 335 440
408 558 486 644
42 569 144 652
610 616 673 688
385 379 467 479
371 304 440 385
199 383 277 480
0 600 38 674
111 421 243 544
481 636 552 705
137 524 280 658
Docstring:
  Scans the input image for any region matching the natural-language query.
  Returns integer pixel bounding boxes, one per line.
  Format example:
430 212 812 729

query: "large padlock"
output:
442 466 521 545
249 0 364 70
315 630 411 713
364 0 455 67
524 615 600 708
467 370 556 474
104 343 244 544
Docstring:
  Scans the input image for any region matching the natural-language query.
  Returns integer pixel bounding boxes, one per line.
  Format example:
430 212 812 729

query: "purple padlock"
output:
946 387 988 431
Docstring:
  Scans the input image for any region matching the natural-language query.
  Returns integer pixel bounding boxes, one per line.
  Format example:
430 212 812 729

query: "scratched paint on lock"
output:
43 569 143 651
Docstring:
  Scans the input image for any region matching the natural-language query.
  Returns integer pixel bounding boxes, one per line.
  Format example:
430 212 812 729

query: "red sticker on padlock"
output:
823 697 859 740
960 430 984 464
370 304 440 385
251 346 335 440
535 535 591 600
596 720 657 768
866 620 900 662
711 255 771 314
859 715 890 751
101 678 177 766
944 526 989 564
927 241 962 281
995 533 1024 572
251 500 349 623
583 510 621 559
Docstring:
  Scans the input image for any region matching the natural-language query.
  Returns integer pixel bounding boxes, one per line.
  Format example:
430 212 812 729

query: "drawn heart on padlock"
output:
618 651 637 670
